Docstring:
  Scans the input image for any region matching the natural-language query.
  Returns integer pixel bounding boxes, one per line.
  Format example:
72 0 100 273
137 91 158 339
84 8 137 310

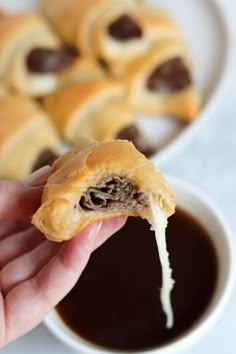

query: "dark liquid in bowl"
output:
56 208 218 351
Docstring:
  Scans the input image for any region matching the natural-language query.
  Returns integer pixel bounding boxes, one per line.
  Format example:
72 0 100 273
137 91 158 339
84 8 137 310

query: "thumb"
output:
3 222 102 345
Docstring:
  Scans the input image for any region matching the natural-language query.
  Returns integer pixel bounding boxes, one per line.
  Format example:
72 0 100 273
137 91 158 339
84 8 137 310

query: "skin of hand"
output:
0 166 127 348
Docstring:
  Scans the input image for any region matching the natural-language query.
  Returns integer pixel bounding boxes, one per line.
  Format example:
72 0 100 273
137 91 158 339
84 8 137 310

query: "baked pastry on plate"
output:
0 95 61 180
0 82 9 98
91 3 182 77
43 79 154 155
32 136 175 241
125 39 201 122
0 12 105 97
43 80 127 142
40 0 136 55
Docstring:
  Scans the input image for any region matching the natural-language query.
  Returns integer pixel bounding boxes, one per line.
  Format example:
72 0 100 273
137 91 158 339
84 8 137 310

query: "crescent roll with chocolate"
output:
125 40 201 122
32 136 175 242
43 79 154 155
0 12 105 97
0 96 61 180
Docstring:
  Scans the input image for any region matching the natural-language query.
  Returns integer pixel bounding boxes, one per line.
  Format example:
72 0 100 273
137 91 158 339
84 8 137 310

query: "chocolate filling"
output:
79 177 147 212
31 149 58 172
26 46 78 73
108 14 142 41
117 125 155 158
147 57 191 92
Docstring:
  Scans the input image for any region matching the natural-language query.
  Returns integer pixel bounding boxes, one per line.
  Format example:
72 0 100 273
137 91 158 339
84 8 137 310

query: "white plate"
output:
0 0 233 165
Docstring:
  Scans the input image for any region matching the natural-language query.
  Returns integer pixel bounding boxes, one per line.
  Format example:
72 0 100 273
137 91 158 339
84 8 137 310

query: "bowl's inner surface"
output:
56 207 218 352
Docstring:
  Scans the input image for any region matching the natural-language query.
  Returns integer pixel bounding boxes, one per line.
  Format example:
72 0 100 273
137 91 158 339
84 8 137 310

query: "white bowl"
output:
43 175 236 354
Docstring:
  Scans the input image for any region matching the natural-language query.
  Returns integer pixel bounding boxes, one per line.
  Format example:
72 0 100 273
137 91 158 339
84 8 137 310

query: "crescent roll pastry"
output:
32 136 175 242
0 95 61 180
43 80 126 143
43 79 154 155
0 12 104 97
43 79 130 139
0 12 60 96
40 0 137 54
9 46 106 97
0 82 9 98
91 3 182 77
125 40 201 122
57 56 106 89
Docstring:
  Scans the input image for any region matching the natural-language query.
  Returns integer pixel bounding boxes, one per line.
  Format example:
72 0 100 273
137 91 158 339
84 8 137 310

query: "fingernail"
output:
84 221 103 245
89 221 103 237
24 166 51 187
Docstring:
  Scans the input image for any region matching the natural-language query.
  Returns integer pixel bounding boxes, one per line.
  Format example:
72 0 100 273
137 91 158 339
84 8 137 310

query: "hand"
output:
0 167 127 348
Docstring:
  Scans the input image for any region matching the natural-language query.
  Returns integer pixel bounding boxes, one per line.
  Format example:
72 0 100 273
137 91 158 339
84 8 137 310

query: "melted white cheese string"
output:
149 195 175 329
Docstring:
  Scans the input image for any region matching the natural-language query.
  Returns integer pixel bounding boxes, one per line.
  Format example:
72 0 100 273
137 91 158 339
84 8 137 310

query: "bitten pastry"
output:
32 135 176 328
0 12 105 97
43 79 154 155
32 136 175 242
41 0 136 54
0 95 61 180
125 39 201 122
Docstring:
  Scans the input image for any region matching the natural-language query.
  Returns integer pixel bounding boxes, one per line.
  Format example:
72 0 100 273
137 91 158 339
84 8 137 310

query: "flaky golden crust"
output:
91 1 144 61
0 12 62 96
91 100 135 142
9 50 105 97
57 56 106 89
92 3 182 77
125 40 201 122
0 11 103 97
0 96 61 180
41 0 84 46
32 137 175 241
43 79 127 143
0 12 59 75
41 0 123 53
0 82 9 98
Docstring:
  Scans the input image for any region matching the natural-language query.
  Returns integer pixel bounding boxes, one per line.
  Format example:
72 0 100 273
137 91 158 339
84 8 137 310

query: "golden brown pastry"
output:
57 56 106 89
0 12 58 96
40 0 137 54
91 3 182 77
32 136 175 242
0 82 9 98
43 80 134 143
0 12 105 97
0 95 61 180
125 39 201 122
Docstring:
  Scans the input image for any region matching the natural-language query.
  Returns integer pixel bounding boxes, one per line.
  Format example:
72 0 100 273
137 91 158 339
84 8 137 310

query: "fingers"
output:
0 227 45 269
0 166 51 220
0 240 60 296
0 216 127 298
23 166 51 187
2 222 102 345
0 218 31 240
0 217 127 345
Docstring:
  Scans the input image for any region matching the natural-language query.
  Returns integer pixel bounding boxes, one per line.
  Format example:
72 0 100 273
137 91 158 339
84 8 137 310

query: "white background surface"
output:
1 0 236 353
